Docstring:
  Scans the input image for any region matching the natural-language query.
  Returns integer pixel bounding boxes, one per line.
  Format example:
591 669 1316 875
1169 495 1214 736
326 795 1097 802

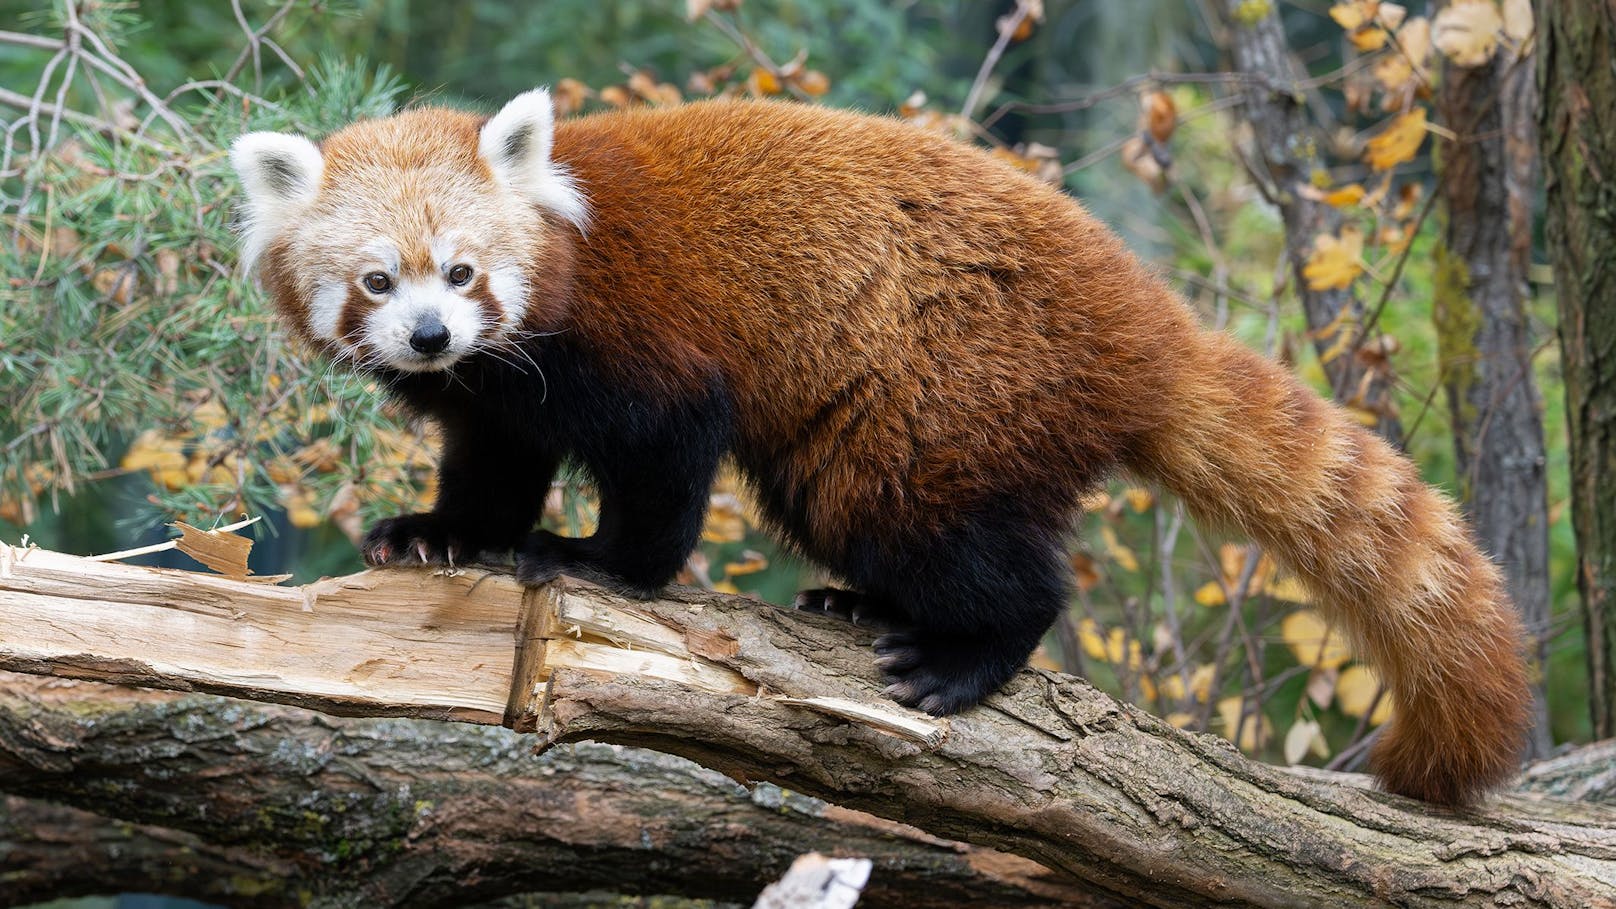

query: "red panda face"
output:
229 89 587 374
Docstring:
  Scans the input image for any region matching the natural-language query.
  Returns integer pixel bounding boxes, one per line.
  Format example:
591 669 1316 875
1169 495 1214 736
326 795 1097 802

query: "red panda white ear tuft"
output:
229 131 324 271
480 88 590 230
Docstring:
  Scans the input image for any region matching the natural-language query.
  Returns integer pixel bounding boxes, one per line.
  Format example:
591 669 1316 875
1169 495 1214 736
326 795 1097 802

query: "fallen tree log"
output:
0 674 1085 909
1 545 1614 907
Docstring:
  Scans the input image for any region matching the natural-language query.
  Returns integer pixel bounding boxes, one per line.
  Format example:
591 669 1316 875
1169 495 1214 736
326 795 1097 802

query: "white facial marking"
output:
363 278 484 373
360 237 400 276
431 235 460 275
487 264 529 323
310 282 345 341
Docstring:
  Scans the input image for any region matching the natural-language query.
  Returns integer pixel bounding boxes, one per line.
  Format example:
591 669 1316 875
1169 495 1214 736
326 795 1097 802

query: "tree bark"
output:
1219 0 1403 440
1433 2 1553 758
0 673 1090 909
2 547 1615 907
1539 0 1616 741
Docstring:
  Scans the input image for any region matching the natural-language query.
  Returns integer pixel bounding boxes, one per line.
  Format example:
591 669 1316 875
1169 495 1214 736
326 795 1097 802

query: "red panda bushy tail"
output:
1124 326 1531 805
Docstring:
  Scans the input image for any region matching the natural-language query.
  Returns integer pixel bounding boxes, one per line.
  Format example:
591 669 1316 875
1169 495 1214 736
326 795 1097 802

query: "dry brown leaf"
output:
1141 90 1177 144
748 68 782 96
1306 665 1339 709
1120 135 1165 191
794 69 830 97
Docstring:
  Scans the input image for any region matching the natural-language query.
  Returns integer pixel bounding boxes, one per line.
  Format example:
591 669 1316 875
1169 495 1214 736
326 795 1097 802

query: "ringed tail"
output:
1126 312 1532 805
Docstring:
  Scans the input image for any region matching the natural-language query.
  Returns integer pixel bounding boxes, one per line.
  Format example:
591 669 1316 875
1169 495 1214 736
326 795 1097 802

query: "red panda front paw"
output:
361 513 482 567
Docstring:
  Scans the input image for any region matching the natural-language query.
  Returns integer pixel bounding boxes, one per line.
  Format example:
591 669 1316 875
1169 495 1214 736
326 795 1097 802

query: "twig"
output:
961 0 1037 120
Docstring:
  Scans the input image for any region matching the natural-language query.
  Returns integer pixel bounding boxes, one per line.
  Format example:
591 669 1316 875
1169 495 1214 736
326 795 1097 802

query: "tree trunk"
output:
1219 0 1403 440
1433 2 1553 758
2 547 1615 907
1539 0 1616 741
0 673 1087 909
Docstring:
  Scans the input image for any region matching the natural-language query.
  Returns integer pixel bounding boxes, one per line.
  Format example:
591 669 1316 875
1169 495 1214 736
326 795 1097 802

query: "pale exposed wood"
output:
0 544 520 723
2 546 1615 907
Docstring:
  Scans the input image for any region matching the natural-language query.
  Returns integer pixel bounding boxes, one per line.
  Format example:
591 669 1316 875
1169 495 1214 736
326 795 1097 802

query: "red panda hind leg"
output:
816 512 1071 717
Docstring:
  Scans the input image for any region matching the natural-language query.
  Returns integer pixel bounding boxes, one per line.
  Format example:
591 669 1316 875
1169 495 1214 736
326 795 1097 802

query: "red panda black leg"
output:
515 382 731 599
362 429 558 567
859 519 1068 716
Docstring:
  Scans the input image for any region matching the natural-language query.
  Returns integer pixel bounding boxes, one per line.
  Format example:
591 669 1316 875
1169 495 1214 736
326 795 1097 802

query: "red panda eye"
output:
363 272 392 294
448 264 473 286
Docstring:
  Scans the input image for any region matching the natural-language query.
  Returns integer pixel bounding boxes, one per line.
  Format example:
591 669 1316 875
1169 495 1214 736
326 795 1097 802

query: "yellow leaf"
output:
284 491 321 529
1346 404 1382 426
121 429 187 473
1194 580 1227 607
1433 0 1503 67
1365 108 1428 171
1105 628 1126 665
702 496 748 543
1263 575 1312 603
1217 696 1272 752
1078 618 1108 661
1376 2 1407 29
1303 225 1367 291
1123 487 1155 512
1329 0 1376 31
1160 674 1186 702
1336 664 1395 724
1348 26 1389 51
1281 609 1352 669
1190 663 1217 703
1079 490 1111 512
748 68 782 96
1323 183 1367 207
1165 711 1197 729
722 550 769 576
1100 526 1140 572
711 579 741 594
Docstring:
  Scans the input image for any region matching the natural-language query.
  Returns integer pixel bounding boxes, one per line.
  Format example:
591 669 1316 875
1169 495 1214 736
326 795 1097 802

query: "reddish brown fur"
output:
279 99 1530 804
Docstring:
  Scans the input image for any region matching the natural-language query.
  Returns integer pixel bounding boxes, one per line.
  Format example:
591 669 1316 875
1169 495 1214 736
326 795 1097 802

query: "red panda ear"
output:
229 131 324 270
479 88 589 229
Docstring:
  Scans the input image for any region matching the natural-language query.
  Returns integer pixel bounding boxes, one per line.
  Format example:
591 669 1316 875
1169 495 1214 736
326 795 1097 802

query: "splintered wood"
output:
0 544 943 746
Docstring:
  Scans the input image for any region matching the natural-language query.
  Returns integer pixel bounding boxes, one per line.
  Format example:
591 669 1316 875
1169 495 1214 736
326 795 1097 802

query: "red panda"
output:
231 88 1531 806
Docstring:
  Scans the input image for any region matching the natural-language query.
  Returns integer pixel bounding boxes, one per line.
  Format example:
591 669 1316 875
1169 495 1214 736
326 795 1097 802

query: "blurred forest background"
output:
0 4 1600 888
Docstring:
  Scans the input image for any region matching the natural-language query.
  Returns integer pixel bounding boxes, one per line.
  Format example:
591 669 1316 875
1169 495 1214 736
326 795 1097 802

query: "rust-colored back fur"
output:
550 104 1171 551
294 99 1530 803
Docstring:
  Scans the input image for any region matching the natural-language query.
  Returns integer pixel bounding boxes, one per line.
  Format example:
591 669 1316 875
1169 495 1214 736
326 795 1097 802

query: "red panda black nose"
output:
409 318 450 355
